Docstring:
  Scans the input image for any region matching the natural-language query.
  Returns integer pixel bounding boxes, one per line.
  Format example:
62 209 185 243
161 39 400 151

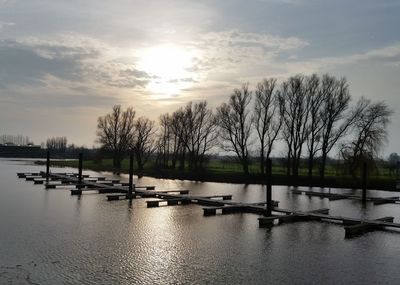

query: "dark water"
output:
1 159 400 284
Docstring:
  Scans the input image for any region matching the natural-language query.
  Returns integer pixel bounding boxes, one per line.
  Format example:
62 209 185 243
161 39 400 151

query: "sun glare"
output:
137 44 197 97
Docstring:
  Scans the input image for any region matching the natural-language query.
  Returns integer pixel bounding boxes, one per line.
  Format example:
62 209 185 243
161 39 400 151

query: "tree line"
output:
0 134 32 146
46 137 68 152
96 73 393 178
44 137 96 159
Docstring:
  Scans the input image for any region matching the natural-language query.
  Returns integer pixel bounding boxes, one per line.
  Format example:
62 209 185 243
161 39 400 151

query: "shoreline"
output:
34 160 398 192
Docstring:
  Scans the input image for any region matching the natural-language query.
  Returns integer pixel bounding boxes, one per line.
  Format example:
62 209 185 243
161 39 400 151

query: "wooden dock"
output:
18 154 279 218
291 189 400 205
258 208 400 238
17 171 280 215
202 201 280 216
16 154 400 240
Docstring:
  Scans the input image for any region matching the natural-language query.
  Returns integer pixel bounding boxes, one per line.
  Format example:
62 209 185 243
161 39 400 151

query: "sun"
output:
137 44 197 97
138 44 191 79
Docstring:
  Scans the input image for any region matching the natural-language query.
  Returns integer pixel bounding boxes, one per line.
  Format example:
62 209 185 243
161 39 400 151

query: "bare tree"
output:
166 112 181 169
318 75 358 179
305 74 325 179
388 152 400 177
0 134 32 145
96 105 136 169
216 83 253 175
253 78 282 175
170 108 190 170
46 137 67 153
183 101 218 169
133 117 156 171
155 102 217 170
156 113 171 167
278 75 310 178
340 98 393 175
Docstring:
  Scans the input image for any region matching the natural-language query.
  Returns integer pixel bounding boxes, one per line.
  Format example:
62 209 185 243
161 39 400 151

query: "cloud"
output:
185 29 308 80
0 39 85 87
119 68 153 79
168 77 197 83
0 82 116 109
278 42 400 75
199 30 308 51
0 21 15 29
204 40 400 83
86 61 151 89
0 34 153 91
0 28 311 101
256 0 305 5
0 33 159 121
0 0 15 6
324 43 400 66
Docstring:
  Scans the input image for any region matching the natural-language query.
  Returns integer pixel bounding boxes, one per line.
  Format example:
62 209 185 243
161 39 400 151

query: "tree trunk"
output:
179 150 185 170
136 152 143 171
162 148 167 167
308 154 314 179
113 152 122 169
242 159 249 175
188 151 194 169
260 149 265 175
292 160 298 178
320 153 327 180
286 154 291 176
171 155 177 169
165 138 170 167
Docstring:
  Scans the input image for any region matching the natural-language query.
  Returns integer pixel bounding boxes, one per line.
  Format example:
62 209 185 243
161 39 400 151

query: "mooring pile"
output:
17 152 400 239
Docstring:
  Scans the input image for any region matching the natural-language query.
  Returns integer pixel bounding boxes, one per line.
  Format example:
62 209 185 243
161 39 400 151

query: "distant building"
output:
0 144 43 158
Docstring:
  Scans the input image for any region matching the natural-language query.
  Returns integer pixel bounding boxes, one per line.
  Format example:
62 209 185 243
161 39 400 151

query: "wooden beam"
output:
345 217 394 238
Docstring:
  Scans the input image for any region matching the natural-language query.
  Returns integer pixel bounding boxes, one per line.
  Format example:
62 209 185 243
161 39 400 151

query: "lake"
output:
1 158 400 284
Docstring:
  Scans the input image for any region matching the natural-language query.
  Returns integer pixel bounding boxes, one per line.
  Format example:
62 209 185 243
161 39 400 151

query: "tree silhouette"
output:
305 74 325 179
341 98 392 176
133 117 156 171
278 75 310 178
93 73 393 177
182 101 217 169
318 75 354 179
253 78 282 175
96 105 136 169
216 83 253 175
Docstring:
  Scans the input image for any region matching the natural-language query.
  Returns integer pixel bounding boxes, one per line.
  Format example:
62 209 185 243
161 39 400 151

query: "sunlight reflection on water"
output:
0 159 400 284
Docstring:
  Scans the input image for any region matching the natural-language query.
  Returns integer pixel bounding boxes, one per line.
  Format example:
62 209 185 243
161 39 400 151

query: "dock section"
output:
16 154 400 240
291 189 400 205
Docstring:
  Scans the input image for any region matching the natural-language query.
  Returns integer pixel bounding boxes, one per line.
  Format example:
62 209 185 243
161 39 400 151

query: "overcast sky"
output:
0 0 399 155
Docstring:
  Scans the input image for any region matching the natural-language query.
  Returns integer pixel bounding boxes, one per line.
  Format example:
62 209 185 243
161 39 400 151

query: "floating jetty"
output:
17 153 400 239
258 208 400 238
17 170 280 212
291 189 400 205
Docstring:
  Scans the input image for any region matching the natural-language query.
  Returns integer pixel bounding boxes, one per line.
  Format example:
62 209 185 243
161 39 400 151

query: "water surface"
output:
0 158 399 284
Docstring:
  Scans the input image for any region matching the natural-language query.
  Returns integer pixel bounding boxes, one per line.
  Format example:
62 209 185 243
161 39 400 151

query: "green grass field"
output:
47 157 397 184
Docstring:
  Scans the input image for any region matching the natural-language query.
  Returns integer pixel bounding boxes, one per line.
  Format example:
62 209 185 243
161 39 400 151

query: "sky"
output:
0 0 399 156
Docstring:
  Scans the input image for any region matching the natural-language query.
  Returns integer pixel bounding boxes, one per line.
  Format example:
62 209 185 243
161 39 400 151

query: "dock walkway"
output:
18 172 280 216
291 189 400 205
17 169 400 239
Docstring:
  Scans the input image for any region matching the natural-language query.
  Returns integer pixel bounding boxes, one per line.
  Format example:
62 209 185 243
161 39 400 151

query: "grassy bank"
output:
36 158 398 191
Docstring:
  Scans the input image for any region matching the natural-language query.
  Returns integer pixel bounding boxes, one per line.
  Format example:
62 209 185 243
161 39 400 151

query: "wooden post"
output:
78 153 83 190
266 158 272 216
362 162 367 203
46 150 50 183
128 153 134 199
